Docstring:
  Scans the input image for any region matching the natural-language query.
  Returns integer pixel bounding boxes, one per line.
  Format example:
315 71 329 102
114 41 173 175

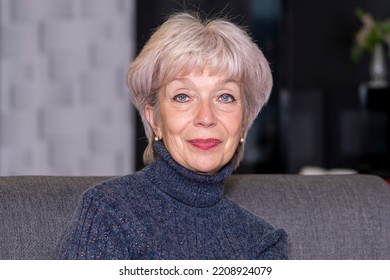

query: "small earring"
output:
240 138 245 143
154 136 159 141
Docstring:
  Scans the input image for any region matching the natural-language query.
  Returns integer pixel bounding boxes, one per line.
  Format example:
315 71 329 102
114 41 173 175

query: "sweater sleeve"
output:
56 191 129 260
255 228 289 260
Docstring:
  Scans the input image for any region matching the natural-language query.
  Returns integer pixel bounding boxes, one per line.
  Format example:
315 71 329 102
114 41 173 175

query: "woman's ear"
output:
145 105 162 138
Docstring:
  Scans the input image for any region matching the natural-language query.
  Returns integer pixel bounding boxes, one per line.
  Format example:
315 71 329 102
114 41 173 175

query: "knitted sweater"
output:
57 141 288 259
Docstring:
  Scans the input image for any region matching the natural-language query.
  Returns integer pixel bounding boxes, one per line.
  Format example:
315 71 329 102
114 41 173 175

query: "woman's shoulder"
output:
81 173 144 209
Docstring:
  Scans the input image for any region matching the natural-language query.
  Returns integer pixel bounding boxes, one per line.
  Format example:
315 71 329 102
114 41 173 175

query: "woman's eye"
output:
173 93 190 103
219 93 235 103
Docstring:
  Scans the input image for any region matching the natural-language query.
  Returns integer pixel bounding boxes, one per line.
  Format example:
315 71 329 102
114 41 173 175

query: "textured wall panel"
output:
0 0 135 175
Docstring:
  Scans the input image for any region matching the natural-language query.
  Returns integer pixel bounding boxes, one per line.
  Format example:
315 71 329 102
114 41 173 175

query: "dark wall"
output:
136 0 249 52
280 0 390 175
133 0 390 175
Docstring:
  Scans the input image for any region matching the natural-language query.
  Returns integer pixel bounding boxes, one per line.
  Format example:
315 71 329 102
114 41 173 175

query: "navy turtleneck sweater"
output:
57 141 288 259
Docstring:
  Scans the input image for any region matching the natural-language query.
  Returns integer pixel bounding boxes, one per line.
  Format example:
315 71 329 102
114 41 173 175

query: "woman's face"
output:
145 69 244 174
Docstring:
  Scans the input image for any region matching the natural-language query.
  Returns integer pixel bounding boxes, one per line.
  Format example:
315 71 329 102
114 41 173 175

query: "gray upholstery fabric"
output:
225 175 390 259
0 174 389 259
0 176 109 260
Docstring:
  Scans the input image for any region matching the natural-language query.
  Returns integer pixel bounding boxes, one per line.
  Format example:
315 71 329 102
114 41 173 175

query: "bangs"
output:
156 29 245 88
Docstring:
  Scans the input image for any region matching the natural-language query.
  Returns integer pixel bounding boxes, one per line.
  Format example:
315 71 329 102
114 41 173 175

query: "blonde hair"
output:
127 12 273 168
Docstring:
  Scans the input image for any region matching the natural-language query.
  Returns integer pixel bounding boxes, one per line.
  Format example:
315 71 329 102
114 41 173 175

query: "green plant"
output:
351 8 390 63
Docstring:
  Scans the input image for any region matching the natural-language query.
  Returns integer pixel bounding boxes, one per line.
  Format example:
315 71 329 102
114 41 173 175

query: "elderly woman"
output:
57 12 288 260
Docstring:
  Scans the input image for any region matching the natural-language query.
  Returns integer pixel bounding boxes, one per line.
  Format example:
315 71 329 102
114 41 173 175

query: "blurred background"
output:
1 0 389 180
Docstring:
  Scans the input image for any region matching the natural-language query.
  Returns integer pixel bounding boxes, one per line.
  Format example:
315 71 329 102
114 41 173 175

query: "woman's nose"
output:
194 100 216 127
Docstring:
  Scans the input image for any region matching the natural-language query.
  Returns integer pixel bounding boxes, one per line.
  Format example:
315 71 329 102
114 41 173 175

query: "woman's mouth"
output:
187 138 221 150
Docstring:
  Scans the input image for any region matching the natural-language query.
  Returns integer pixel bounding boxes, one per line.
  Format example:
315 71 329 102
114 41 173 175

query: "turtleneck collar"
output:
146 141 233 208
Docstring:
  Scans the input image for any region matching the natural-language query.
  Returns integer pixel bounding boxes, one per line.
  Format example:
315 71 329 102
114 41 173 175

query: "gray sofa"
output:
0 174 389 259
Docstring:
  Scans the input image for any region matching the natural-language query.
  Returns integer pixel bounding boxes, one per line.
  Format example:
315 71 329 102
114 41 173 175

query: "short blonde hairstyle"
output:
127 12 273 168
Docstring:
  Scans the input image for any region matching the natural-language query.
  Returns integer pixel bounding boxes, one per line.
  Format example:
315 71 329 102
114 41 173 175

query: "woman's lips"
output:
187 138 221 150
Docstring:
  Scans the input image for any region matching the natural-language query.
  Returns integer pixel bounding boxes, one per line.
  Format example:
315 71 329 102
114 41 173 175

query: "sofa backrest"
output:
225 174 390 259
0 174 389 259
0 176 107 260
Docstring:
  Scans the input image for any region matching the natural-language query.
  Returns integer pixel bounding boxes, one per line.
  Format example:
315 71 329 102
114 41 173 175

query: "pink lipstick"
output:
187 138 221 150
